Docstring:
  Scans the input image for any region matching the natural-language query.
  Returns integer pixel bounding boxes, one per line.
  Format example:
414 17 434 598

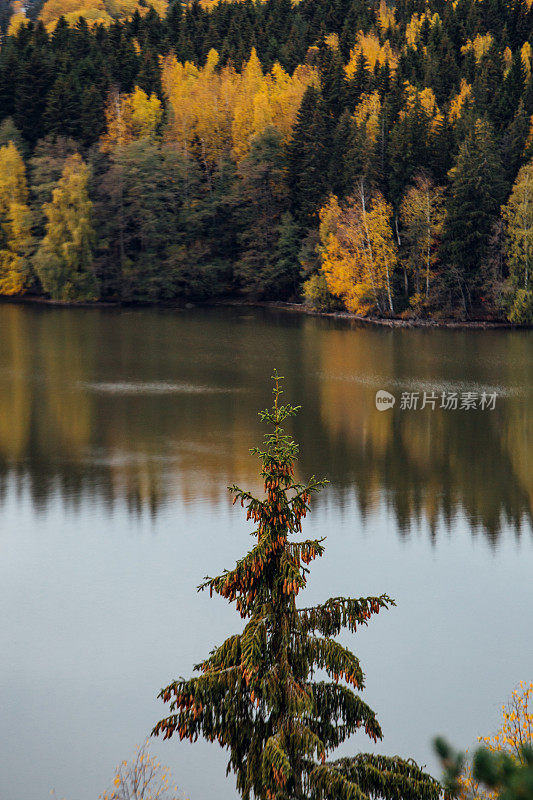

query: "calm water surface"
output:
1 303 532 800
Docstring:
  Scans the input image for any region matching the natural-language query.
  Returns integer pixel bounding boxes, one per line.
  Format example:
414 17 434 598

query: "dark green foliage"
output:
346 51 370 106
153 375 443 800
286 86 329 227
95 139 185 302
388 100 434 205
14 47 53 145
0 118 28 157
42 75 82 140
272 212 302 299
235 127 288 298
79 86 106 148
441 118 507 313
94 141 235 301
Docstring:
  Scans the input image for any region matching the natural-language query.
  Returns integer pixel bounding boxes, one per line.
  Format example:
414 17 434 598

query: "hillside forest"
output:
1 0 533 321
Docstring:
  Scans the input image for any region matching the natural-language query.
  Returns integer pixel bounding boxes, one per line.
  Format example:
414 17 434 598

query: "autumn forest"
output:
1 0 533 321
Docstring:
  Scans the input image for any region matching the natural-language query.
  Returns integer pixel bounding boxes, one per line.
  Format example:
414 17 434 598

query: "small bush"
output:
508 289 533 325
302 272 340 312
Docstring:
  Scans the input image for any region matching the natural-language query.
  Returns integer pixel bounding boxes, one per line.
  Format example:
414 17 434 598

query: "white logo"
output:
375 390 396 411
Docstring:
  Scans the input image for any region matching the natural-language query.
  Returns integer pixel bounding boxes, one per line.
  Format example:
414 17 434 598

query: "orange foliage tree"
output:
319 183 398 316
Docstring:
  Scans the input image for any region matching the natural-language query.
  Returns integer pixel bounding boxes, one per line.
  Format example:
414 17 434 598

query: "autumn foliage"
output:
457 682 533 800
1 0 533 318
319 185 397 315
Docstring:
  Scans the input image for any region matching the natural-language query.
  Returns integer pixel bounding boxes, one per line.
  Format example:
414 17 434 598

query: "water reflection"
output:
0 303 531 541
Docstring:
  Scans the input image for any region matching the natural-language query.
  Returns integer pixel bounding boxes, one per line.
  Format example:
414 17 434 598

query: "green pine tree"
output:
42 75 82 141
235 126 288 298
286 86 330 228
272 211 302 299
154 374 443 800
441 118 507 313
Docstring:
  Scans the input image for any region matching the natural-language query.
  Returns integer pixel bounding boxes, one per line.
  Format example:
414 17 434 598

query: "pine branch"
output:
303 635 365 690
318 754 443 800
298 595 395 637
308 682 383 745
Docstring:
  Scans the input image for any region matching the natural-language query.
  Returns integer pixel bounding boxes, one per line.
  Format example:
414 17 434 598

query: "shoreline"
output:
0 294 529 330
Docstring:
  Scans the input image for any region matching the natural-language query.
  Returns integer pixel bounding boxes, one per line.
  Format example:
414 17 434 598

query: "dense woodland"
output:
0 0 533 320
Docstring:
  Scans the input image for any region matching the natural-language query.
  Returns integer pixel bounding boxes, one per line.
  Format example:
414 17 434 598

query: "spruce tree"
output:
441 118 507 312
234 126 288 298
286 86 329 227
153 374 443 800
42 75 82 141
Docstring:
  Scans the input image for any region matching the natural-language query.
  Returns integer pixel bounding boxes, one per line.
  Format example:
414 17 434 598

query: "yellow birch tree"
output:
0 141 32 296
34 153 98 302
319 183 398 315
101 87 162 151
400 175 444 303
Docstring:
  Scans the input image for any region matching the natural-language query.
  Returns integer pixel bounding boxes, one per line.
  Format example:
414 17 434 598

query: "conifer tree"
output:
234 126 288 298
153 374 442 800
441 118 507 312
272 211 301 299
286 85 329 227
42 74 82 140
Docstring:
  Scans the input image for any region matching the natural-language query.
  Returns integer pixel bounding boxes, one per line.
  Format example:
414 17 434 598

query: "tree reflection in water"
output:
0 303 531 544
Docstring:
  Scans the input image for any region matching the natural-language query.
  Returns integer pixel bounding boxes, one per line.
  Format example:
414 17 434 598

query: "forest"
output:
0 0 532 321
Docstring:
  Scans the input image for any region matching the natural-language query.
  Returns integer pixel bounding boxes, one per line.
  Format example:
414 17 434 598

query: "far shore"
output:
1 294 530 330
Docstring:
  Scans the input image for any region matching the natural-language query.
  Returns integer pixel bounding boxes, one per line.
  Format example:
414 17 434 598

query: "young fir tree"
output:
153 374 442 800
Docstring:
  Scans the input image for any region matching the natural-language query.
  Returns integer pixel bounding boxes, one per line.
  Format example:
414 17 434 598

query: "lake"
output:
1 302 532 800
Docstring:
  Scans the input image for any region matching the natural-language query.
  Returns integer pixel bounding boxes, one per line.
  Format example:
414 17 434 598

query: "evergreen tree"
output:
441 119 507 313
42 75 82 140
0 118 27 157
319 46 347 119
388 99 433 206
30 134 79 238
13 47 53 145
495 48 526 128
95 139 183 302
272 211 302 299
79 85 106 148
329 109 354 198
346 51 370 108
235 126 288 298
0 47 19 121
286 86 329 227
153 374 443 800
501 100 530 183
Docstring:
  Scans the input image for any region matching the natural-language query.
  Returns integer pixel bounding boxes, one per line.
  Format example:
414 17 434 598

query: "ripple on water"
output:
79 381 240 395
318 371 529 398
